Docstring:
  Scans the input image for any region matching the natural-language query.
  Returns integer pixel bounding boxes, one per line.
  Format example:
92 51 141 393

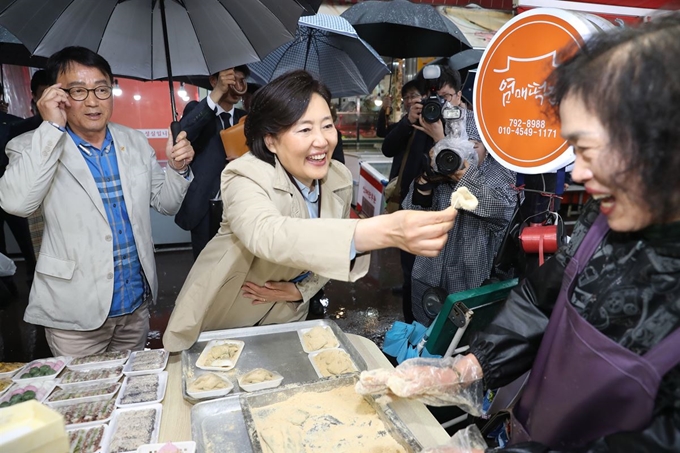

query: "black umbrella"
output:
0 25 46 67
0 0 318 125
340 0 471 59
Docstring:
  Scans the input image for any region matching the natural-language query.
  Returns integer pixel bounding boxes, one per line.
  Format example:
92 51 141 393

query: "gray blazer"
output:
0 122 192 330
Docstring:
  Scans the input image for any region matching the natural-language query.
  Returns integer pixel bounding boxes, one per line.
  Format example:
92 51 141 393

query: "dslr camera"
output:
420 65 462 124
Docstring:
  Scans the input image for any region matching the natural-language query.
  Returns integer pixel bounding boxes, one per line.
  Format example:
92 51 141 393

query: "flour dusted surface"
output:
251 385 407 453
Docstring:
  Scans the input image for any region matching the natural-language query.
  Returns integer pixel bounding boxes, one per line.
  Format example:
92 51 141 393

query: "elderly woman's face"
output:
560 95 653 232
265 93 337 188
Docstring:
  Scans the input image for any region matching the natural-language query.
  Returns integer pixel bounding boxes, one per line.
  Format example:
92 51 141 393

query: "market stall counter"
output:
158 328 450 451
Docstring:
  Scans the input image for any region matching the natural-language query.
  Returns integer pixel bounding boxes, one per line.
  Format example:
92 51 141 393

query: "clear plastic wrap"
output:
431 136 479 170
422 425 489 453
356 356 484 416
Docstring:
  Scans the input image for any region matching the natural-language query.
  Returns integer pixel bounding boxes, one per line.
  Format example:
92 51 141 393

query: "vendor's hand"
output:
408 102 423 124
209 69 236 102
413 115 445 142
242 281 303 305
166 130 194 172
356 369 392 396
389 356 484 411
37 83 70 127
390 207 457 257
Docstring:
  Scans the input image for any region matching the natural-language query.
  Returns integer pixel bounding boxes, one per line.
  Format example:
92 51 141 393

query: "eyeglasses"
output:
61 86 113 101
403 93 422 101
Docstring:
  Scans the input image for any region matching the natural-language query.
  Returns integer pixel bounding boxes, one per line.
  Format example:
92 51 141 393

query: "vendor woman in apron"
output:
358 13 680 452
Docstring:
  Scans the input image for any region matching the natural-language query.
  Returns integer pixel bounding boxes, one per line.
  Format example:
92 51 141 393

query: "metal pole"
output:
159 0 178 122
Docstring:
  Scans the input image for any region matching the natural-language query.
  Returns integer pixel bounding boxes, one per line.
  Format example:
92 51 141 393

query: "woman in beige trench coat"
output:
164 71 457 352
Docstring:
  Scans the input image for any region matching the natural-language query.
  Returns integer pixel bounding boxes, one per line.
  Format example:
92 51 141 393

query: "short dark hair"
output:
211 64 251 80
245 70 331 166
46 46 113 86
547 12 680 223
30 70 50 95
401 79 422 97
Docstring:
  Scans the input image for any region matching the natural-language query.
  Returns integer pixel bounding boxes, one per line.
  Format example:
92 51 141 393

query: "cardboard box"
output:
0 400 68 453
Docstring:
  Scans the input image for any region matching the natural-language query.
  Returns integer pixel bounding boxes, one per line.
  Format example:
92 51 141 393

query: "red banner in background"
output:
109 78 199 160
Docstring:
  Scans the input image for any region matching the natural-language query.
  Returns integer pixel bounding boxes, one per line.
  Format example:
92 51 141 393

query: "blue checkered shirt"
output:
67 127 147 317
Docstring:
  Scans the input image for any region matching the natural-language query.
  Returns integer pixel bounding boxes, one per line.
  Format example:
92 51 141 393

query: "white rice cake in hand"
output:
450 186 478 211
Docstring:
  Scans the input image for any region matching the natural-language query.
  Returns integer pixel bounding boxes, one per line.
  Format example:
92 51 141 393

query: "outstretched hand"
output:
391 207 457 257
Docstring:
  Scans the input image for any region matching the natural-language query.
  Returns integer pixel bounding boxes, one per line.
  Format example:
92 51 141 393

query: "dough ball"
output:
450 186 479 211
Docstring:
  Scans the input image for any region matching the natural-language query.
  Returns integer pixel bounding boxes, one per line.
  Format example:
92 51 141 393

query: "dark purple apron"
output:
510 214 680 449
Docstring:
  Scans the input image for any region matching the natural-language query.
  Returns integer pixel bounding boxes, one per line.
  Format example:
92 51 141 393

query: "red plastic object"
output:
520 224 558 266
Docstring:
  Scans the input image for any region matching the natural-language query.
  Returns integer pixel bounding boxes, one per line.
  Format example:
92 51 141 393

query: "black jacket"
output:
470 201 680 452
174 98 246 231
381 115 433 204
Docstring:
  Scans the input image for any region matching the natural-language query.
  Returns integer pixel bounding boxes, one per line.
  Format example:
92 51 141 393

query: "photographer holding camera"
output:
403 115 517 325
382 65 463 323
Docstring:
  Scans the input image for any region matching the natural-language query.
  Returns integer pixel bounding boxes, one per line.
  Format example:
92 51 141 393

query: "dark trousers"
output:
189 212 212 260
0 207 35 281
400 250 416 324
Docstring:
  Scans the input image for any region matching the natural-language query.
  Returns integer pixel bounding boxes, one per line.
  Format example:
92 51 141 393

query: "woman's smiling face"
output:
560 94 653 232
265 93 338 188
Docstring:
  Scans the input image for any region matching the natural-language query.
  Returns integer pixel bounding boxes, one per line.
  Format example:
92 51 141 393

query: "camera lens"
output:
436 150 462 174
422 100 442 123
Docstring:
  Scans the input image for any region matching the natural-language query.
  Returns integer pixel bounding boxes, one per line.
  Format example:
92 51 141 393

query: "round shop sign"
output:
474 8 602 174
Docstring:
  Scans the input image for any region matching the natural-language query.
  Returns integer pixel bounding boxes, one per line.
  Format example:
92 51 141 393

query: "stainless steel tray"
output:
181 319 367 404
191 394 248 453
191 375 422 453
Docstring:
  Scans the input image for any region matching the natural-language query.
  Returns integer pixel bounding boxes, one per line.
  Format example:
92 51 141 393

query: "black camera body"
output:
434 148 464 174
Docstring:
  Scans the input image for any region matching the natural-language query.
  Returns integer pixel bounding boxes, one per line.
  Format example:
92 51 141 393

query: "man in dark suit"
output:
0 70 50 290
175 66 249 259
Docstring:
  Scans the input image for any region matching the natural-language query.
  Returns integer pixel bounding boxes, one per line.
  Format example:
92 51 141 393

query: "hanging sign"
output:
474 8 610 174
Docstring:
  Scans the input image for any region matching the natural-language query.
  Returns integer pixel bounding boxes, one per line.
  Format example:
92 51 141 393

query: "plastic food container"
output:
67 350 130 371
298 326 340 353
0 362 26 380
57 365 124 389
106 403 163 453
237 369 284 393
195 340 245 372
136 441 196 453
308 348 358 378
123 350 169 377
0 379 57 408
44 381 121 407
66 423 110 453
52 397 117 429
185 372 233 400
0 379 14 399
12 356 71 382
115 371 168 407
0 400 69 453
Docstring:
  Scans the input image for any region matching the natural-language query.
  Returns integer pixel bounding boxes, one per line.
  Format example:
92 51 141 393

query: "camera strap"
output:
391 132 416 201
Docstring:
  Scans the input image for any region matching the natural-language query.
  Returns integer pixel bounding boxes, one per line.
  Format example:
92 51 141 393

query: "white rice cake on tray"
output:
69 350 130 368
309 348 358 378
54 398 117 427
130 350 167 372
67 424 107 453
299 326 339 352
118 373 165 406
108 406 161 453
47 381 120 403
59 365 123 385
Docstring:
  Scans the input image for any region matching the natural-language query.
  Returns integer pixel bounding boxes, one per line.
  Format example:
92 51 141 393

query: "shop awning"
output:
437 6 513 49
